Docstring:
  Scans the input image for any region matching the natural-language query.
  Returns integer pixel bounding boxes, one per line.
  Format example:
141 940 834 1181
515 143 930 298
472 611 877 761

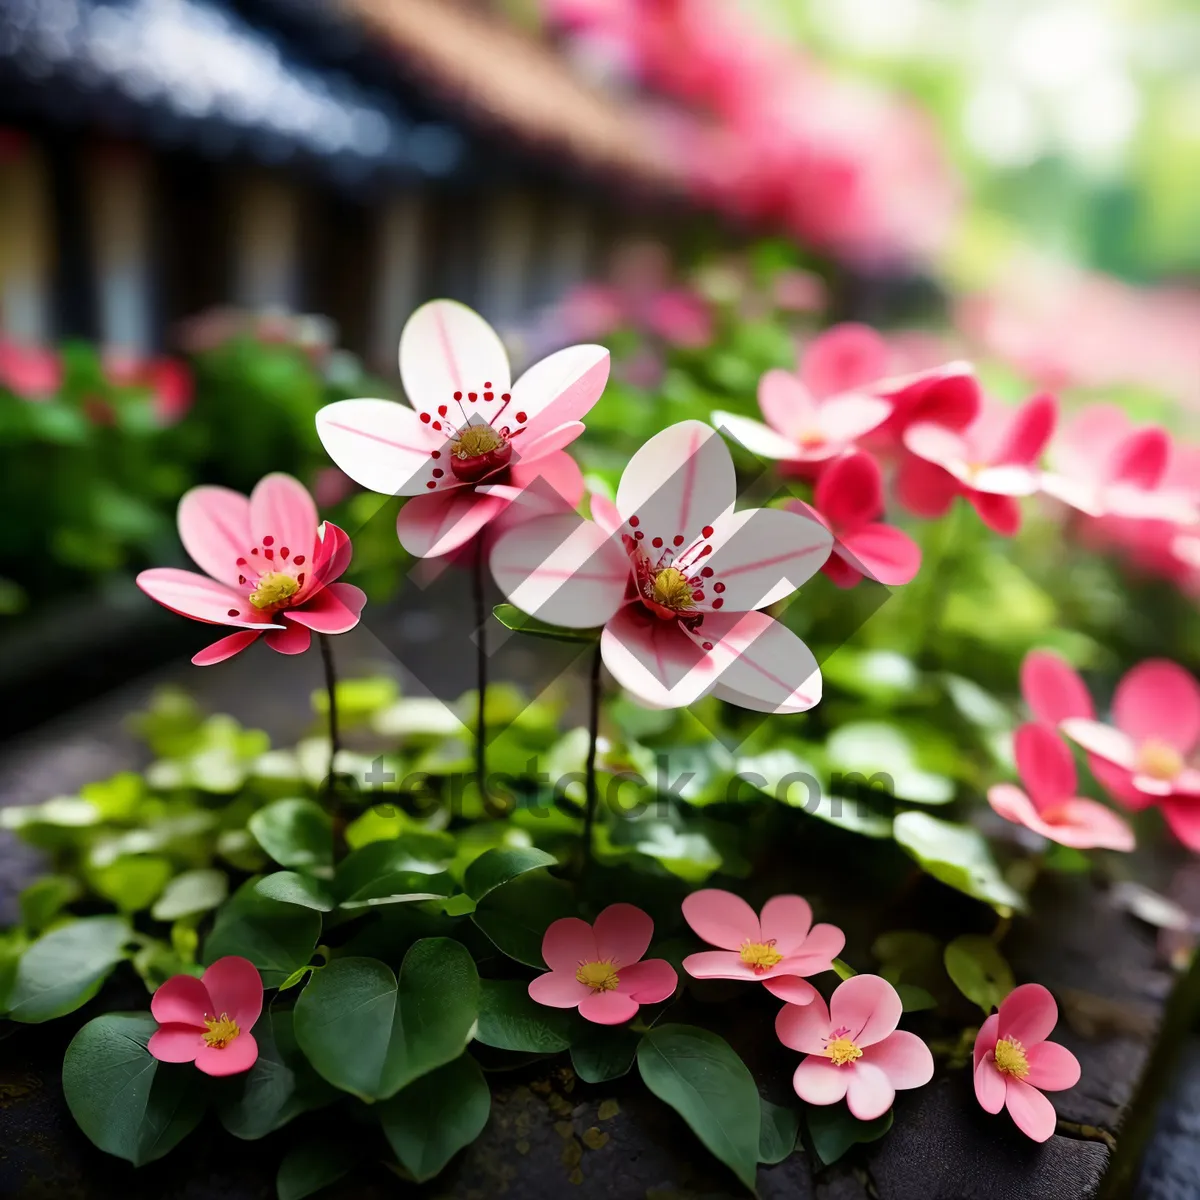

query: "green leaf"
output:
6 916 131 1023
570 1024 640 1084
19 875 81 932
944 935 1014 1014
806 1104 893 1166
893 812 1026 914
896 984 938 1012
470 873 577 967
293 939 480 1101
637 1025 760 1192
254 871 335 912
463 846 558 902
492 603 601 643
758 1097 800 1165
831 959 857 980
276 1138 356 1200
152 869 229 921
62 1013 206 1165
476 979 576 1053
379 1054 491 1182
827 722 953 805
203 881 321 987
90 856 174 913
249 798 334 872
218 1009 335 1139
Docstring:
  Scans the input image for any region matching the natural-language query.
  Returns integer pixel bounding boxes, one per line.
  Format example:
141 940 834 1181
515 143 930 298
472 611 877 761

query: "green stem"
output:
582 640 603 874
318 633 340 804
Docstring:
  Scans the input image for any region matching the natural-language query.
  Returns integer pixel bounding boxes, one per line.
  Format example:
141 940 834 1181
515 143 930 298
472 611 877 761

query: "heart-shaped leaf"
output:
276 1138 357 1200
249 798 333 872
470 873 577 967
476 979 577 1053
253 871 335 912
944 934 1014 1014
570 1024 640 1084
758 1097 800 1165
806 1103 893 1166
203 880 321 987
152 869 229 921
463 846 557 902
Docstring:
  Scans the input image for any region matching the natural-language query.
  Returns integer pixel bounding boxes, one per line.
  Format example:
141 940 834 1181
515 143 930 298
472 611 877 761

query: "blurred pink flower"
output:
988 722 1134 851
529 903 677 1025
138 472 366 665
681 888 844 1005
777 974 934 1119
104 351 193 424
148 956 262 1077
490 420 832 711
1020 649 1094 727
644 287 713 348
317 300 605 559
973 983 1080 1142
787 451 921 588
0 339 61 399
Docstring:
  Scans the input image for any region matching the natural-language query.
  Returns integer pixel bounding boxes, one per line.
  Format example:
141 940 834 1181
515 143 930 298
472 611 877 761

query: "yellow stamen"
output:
576 959 620 992
452 424 504 459
739 940 784 972
652 567 694 611
248 572 299 610
1137 738 1183 782
203 1013 240 1049
825 1037 862 1066
993 1037 1030 1079
798 430 826 449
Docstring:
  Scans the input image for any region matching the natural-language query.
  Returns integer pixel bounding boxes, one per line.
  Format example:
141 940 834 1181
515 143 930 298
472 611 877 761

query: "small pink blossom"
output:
681 889 844 1005
529 903 677 1025
973 983 1080 1142
148 956 263 1076
1020 649 1095 728
786 451 920 588
104 351 193 423
777 974 934 1120
138 473 366 665
317 300 606 559
0 338 62 399
988 723 1134 851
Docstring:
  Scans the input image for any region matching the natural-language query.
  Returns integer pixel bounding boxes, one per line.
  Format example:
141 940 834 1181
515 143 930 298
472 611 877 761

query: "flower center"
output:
203 1013 241 1049
993 1037 1029 1078
739 940 784 972
798 430 826 449
824 1034 862 1066
453 424 506 459
575 959 620 992
652 566 695 612
1137 738 1183 782
248 571 300 610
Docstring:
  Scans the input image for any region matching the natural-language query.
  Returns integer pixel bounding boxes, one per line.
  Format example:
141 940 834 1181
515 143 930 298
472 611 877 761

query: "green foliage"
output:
944 935 1015 1014
276 1140 357 1200
475 979 578 1053
806 1104 893 1167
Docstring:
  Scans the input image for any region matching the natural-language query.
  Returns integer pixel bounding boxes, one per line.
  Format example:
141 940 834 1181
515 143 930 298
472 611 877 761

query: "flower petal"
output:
817 393 892 444
316 398 443 497
1160 797 1200 852
309 522 354 590
758 368 819 438
265 622 312 655
1039 799 1135 851
777 923 846 974
511 344 609 438
1110 426 1169 489
845 1061 896 1121
178 486 251 586
830 974 902 1047
903 422 971 475
814 451 884 531
509 449 586 510
192 630 261 666
792 1055 850 1106
681 950 758 980
195 1033 259 1077
542 917 597 972
681 888 760 950
399 299 510 415
997 983 1059 1047
137 569 275 630
1112 659 1200 753
578 990 639 1025
285 583 367 635
249 474 318 565
759 895 813 954
762 975 818 1005
151 974 211 1027
988 783 1043 833
616 958 677 1003
1059 719 1137 772
1004 1078 1058 1142
202 956 263 1030
1014 723 1075 810
148 1025 205 1064
529 970 590 1009
862 1030 934 1090
593 903 654 967
396 488 512 559
895 453 958 518
711 410 800 460
966 490 1023 536
974 1012 1000 1070
974 1058 1006 1114
801 323 890 399
776 992 832 1053
1021 650 1094 724
600 606 713 709
1024 1041 1080 1092
837 525 922 586
994 393 1057 465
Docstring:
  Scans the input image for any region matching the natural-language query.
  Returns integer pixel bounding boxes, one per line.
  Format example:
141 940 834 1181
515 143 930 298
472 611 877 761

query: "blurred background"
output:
2 0 1199 726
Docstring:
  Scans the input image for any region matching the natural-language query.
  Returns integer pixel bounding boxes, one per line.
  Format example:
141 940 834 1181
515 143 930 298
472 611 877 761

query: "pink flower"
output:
316 300 607 558
973 983 1080 1142
104 351 193 423
988 723 1134 851
645 287 714 348
897 393 1057 536
1020 649 1094 728
681 889 844 1005
777 974 934 1120
0 338 62 399
137 473 367 665
529 903 677 1025
148 956 263 1076
786 451 921 588
490 420 833 711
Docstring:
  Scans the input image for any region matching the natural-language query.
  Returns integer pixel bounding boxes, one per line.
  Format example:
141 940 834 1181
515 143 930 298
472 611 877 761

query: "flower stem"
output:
473 534 489 801
582 639 603 874
318 633 340 803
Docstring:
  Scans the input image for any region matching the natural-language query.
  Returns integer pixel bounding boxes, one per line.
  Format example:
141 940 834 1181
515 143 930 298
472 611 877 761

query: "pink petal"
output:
148 1025 205 1064
830 974 902 1048
1021 651 1094 724
309 522 354 589
1014 723 1075 810
1060 719 1137 772
814 451 885 531
711 411 799 460
817 393 892 444
1110 426 1169 489
1048 403 1128 483
988 783 1043 834
758 368 819 438
265 622 312 655
578 990 639 1025
614 420 734 552
997 983 1058 1047
1024 1041 1080 1092
881 362 981 432
1039 799 1135 852
973 1013 1000 1070
316 398 443 496
845 1061 896 1121
616 958 677 1003
763 976 818 1005
600 606 713 709
1112 659 1200 753
969 464 1041 497
861 1030 933 1090
202 956 263 1030
776 993 833 1054
759 895 812 954
903 422 971 474
589 493 622 536
593 903 654 968
1160 797 1200 852
192 630 261 666
396 488 511 559
285 583 367 635
894 453 958 518
681 889 760 950
510 344 609 438
541 917 597 972
974 1058 1006 1114
195 1033 259 1077
399 299 510 419
1004 1078 1058 1142
791 1055 850 1106
516 421 586 466
823 552 867 589
490 513 628 629
178 486 251 586
837 525 922 586
801 323 890 399
137 569 275 630
151 974 211 1026
994 393 1057 465
1088 754 1148 809
778 923 846 973
529 970 590 1009
966 490 1022 536
510 449 586 510
249 474 317 566
681 950 758 980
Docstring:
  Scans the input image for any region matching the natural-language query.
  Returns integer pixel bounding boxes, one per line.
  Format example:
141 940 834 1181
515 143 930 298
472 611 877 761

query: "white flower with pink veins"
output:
490 420 834 711
315 300 610 558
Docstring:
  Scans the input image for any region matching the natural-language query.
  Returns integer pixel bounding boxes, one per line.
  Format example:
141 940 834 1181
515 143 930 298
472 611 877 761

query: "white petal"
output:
710 411 798 461
510 344 609 438
316 399 444 497
1060 718 1137 771
600 606 715 709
